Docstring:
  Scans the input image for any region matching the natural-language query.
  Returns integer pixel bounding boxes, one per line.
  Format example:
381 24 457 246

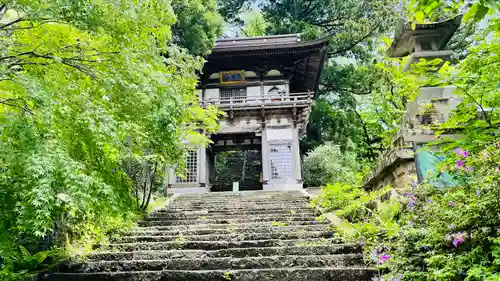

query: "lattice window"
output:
269 143 293 180
220 88 246 104
176 150 198 183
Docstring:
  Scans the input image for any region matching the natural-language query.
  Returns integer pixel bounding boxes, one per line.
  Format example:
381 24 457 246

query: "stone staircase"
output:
41 191 374 281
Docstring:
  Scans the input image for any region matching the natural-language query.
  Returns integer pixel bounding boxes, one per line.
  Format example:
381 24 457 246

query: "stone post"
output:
292 125 302 185
198 146 208 191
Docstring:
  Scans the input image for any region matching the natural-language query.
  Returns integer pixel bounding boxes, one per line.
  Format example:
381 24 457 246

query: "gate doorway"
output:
209 133 262 192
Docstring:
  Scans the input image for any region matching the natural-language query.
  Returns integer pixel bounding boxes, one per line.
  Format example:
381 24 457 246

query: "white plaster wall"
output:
267 126 293 141
205 88 219 101
247 86 261 102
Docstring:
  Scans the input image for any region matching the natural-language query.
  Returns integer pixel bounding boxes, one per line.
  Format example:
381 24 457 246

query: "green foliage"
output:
303 53 434 159
313 183 401 240
303 142 364 186
223 270 234 280
409 0 500 27
271 221 289 227
171 0 223 55
314 18 500 281
260 0 398 55
0 0 222 279
241 10 268 37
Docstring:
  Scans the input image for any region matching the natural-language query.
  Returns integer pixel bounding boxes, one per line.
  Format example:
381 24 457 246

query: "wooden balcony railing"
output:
200 92 313 110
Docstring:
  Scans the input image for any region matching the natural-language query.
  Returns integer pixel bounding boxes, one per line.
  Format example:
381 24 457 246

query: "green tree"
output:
171 0 224 55
409 0 500 26
0 1 222 279
260 0 398 56
241 10 268 36
303 142 363 186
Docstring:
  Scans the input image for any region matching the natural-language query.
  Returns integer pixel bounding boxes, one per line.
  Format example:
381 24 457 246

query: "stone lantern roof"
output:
387 15 462 58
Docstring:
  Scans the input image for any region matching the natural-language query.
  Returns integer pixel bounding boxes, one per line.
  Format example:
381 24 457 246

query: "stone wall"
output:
362 148 416 191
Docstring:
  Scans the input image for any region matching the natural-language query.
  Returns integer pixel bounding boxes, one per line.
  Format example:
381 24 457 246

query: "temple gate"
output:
167 34 330 193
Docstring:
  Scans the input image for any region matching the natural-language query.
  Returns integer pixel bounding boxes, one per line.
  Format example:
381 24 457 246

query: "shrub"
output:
303 142 363 186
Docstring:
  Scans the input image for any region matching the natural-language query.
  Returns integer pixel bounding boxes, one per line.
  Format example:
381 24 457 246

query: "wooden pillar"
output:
261 126 270 186
259 70 265 99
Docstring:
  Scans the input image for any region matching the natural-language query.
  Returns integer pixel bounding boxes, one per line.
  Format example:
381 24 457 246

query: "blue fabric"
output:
416 149 460 188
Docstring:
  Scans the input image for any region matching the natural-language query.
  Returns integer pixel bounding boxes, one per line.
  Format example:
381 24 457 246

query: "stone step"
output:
58 254 364 273
138 218 326 227
169 199 309 204
158 206 314 213
171 198 309 203
127 224 331 236
115 230 333 243
146 213 318 221
89 244 362 261
165 204 310 210
176 190 305 198
149 209 317 219
134 220 327 231
141 214 320 224
42 267 375 281
108 238 340 252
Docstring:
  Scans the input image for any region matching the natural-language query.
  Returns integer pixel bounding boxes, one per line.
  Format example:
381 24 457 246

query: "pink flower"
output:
448 201 456 207
465 166 473 172
452 232 465 247
379 253 390 263
455 148 469 158
456 160 464 168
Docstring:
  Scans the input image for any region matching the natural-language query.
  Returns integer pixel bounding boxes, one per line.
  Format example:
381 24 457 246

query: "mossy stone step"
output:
133 220 327 231
138 218 327 227
157 206 315 214
114 230 333 243
42 267 376 281
108 238 340 251
89 244 362 261
57 254 364 272
146 213 318 220
148 209 317 219
127 224 331 237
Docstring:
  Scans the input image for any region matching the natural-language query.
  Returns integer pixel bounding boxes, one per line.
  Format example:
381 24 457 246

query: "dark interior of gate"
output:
209 133 263 191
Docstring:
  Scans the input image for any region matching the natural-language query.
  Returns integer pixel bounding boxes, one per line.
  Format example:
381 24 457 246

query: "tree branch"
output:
0 98 34 115
0 17 23 29
459 86 493 128
2 51 98 78
353 108 375 160
328 25 379 57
